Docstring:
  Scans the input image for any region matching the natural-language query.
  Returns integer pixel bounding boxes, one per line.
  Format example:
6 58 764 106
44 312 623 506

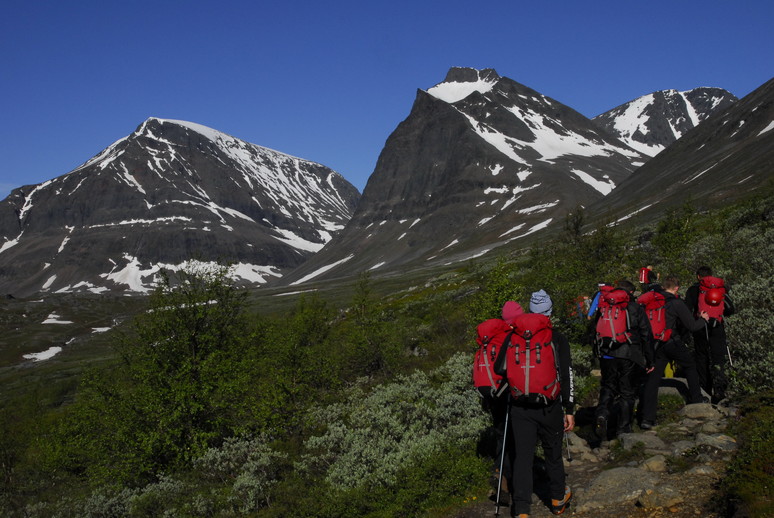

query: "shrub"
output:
47 263 257 485
726 273 774 395
296 353 488 490
723 391 774 518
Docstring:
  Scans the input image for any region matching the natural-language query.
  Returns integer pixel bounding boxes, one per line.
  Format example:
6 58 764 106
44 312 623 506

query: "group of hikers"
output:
472 266 734 517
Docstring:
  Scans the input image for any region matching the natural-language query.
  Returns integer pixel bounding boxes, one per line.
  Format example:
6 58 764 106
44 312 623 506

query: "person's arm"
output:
723 291 736 317
633 304 655 369
587 291 601 318
675 299 709 332
493 332 512 377
685 284 700 315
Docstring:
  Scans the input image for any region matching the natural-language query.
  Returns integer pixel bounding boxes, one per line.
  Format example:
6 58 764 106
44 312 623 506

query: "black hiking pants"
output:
693 322 729 402
596 357 640 434
509 399 566 516
641 339 704 424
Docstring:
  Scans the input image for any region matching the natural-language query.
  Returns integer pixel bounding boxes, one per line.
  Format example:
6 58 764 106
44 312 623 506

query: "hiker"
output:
592 280 654 439
473 301 524 504
640 276 710 429
685 266 735 404
639 267 660 293
586 282 612 319
494 290 574 517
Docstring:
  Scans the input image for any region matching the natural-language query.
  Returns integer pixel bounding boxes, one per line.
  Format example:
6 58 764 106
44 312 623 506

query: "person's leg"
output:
616 359 639 434
641 354 668 425
509 405 538 516
537 401 567 501
708 326 730 402
595 358 616 438
668 342 704 403
693 330 712 394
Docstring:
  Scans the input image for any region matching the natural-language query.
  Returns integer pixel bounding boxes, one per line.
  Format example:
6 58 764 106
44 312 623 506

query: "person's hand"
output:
564 414 575 432
700 310 710 321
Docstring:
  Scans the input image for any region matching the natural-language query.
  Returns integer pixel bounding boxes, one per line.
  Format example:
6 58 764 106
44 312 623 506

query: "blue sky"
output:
2 0 772 199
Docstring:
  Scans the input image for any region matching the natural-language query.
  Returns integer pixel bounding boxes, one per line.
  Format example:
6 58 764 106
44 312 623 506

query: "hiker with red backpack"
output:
473 301 524 507
493 290 574 517
685 266 735 404
591 280 654 439
639 275 710 430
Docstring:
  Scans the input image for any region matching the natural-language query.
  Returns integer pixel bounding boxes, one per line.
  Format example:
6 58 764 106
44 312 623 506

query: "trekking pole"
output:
564 430 573 463
726 343 734 368
495 400 510 517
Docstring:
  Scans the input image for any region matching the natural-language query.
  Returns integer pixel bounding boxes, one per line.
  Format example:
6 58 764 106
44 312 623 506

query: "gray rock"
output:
671 440 696 456
619 432 667 452
566 431 593 455
679 403 723 420
641 454 668 472
715 405 738 418
701 420 726 433
576 467 658 512
696 433 738 452
677 418 701 429
688 464 717 476
657 385 684 398
638 485 684 508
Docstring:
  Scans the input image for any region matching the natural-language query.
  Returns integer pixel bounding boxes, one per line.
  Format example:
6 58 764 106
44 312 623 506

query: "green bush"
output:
296 353 487 490
723 391 774 518
46 264 258 485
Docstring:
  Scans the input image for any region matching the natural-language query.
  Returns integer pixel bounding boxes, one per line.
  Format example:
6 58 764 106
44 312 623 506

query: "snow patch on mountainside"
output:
290 254 355 285
427 76 497 103
571 169 617 195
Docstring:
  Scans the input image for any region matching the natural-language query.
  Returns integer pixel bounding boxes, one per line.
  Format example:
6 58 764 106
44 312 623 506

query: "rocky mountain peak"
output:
0 119 360 296
592 87 738 156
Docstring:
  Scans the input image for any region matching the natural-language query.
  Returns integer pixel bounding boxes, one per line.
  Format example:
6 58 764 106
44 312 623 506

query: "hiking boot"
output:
595 415 607 439
640 420 655 430
550 486 572 515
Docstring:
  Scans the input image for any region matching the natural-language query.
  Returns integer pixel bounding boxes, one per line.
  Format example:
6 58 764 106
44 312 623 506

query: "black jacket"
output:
664 291 707 344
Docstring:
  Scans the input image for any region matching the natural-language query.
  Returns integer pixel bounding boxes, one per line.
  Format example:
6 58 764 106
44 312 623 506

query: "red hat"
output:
501 301 524 325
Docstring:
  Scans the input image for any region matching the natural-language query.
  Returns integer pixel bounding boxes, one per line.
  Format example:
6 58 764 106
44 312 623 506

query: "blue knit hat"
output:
529 289 553 316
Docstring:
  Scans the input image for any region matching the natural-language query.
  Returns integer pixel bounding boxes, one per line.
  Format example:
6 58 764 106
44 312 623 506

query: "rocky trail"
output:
453 380 738 518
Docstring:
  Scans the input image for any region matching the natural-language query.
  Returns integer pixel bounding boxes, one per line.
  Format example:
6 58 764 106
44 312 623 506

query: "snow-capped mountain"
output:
592 88 737 156
278 68 647 286
0 118 359 296
586 77 774 225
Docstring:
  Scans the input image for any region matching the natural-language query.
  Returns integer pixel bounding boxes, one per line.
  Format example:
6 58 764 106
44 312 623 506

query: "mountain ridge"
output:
0 118 359 296
277 67 649 285
592 87 737 156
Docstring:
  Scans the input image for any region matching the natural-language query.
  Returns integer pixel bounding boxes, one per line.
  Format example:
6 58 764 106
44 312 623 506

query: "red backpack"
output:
595 288 632 345
637 290 673 343
473 318 512 395
698 276 726 322
504 313 561 405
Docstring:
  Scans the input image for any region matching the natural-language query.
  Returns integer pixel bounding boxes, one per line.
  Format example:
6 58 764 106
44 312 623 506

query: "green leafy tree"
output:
51 263 255 484
468 257 523 325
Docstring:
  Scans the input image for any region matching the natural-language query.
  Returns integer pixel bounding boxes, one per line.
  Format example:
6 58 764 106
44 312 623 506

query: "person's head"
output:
529 289 553 316
663 275 680 293
696 266 712 279
617 279 636 295
501 300 524 325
